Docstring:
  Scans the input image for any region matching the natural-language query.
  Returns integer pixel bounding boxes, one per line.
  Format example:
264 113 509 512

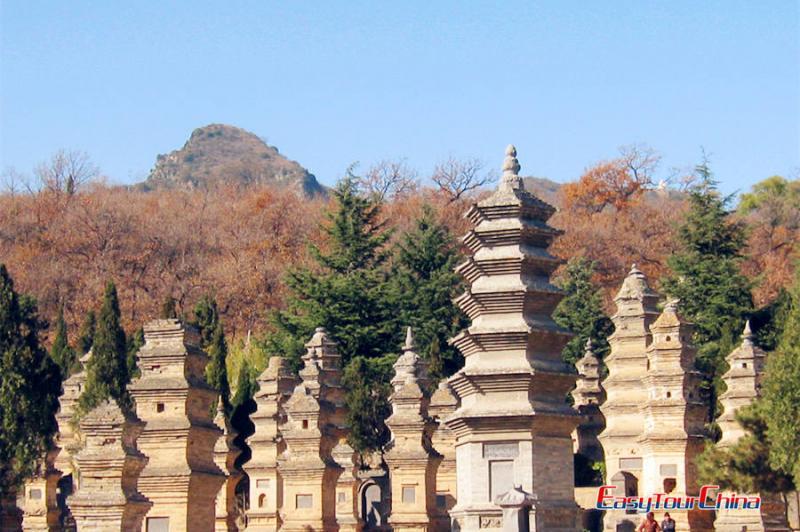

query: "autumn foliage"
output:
0 151 796 350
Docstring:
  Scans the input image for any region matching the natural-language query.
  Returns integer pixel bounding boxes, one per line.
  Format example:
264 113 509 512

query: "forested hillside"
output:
1 142 796 368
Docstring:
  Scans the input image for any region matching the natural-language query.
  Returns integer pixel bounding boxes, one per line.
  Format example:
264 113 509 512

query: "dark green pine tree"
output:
661 161 753 420
696 401 794 496
78 281 132 416
388 205 468 382
50 305 77 377
265 176 394 370
762 269 800 487
552 258 614 368
77 309 96 355
0 265 62 492
264 176 397 453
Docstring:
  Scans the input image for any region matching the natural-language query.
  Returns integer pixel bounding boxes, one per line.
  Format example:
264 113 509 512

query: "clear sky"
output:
2 1 798 194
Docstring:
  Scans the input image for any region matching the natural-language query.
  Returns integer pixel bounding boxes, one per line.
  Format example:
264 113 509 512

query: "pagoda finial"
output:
742 319 754 343
404 326 415 351
499 144 523 191
664 298 680 313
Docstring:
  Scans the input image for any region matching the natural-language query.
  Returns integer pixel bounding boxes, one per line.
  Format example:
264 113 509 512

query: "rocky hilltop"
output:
139 124 325 196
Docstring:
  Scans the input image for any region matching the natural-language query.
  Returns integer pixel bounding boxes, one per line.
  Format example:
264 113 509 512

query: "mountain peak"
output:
139 124 325 196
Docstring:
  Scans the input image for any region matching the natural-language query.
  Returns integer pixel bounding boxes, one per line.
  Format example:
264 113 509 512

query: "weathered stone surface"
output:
277 328 353 531
385 328 435 531
244 356 295 531
213 398 243 531
429 380 459 531
445 146 580 532
128 319 225 532
571 339 605 463
638 300 711 532
714 322 789 531
599 265 659 532
67 399 151 531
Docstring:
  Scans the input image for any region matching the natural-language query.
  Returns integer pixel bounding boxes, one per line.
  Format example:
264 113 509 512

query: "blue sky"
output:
2 1 798 195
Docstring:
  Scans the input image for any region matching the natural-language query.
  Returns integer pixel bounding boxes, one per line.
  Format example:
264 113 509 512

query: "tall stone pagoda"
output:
384 327 435 531
67 399 151 531
718 321 766 447
428 380 459 531
128 319 225 532
245 356 295 531
572 339 606 463
715 321 789 531
277 328 349 531
638 300 710 532
599 264 659 529
444 145 580 531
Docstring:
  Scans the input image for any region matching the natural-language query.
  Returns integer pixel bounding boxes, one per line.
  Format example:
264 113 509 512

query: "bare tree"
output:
357 159 419 201
431 157 493 202
35 149 99 195
618 144 660 188
1 167 27 196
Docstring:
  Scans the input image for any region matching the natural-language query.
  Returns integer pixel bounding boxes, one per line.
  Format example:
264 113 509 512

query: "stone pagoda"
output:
244 356 295 531
718 321 766 447
21 351 93 531
638 300 710 532
715 321 789 531
128 319 225 532
384 327 435 531
67 399 151 531
428 380 459 531
277 328 349 531
213 398 243 532
572 339 606 463
444 145 580 531
599 264 659 529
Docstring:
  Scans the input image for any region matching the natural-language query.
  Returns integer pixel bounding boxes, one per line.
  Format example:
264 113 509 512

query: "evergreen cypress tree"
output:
388 205 467 381
553 257 613 367
762 269 800 486
126 326 144 380
50 305 77 377
661 162 753 419
191 295 231 413
160 296 178 319
343 356 392 453
206 322 231 414
78 281 131 415
0 265 61 492
193 295 221 350
265 176 393 370
77 309 95 355
231 360 256 408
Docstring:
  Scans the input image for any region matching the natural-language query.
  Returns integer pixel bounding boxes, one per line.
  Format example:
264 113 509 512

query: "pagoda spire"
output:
445 145 580 531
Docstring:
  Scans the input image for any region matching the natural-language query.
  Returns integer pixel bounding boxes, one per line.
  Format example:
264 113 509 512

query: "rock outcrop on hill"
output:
139 124 325 196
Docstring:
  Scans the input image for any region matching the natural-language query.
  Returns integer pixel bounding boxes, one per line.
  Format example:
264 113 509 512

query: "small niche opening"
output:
156 403 165 413
302 419 309 429
666 391 672 398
